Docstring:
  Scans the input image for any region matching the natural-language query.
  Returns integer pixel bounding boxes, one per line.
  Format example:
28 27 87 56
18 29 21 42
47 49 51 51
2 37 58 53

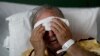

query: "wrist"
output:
60 38 71 46
34 49 45 56
57 39 75 54
67 43 78 53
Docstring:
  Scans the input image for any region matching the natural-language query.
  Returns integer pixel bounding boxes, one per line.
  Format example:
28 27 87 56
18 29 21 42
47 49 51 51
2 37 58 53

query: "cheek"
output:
52 43 61 48
46 42 61 50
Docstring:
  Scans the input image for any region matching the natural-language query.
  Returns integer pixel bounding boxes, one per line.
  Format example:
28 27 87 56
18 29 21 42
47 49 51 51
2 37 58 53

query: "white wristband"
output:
57 39 75 54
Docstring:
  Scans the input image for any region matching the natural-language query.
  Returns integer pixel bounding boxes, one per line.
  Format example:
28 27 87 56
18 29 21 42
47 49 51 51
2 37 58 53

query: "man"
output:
23 5 100 56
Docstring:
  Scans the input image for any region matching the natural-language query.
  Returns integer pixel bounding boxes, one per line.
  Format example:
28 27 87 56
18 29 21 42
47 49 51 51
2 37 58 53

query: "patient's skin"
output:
30 7 96 56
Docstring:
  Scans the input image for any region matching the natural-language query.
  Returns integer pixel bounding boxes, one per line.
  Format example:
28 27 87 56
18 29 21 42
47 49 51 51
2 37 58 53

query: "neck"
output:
47 48 57 56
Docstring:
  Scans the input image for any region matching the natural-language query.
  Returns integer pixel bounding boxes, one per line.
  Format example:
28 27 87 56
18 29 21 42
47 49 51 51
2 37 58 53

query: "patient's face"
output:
36 9 61 51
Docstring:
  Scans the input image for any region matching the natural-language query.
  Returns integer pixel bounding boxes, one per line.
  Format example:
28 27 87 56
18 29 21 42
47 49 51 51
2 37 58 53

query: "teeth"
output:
51 37 56 41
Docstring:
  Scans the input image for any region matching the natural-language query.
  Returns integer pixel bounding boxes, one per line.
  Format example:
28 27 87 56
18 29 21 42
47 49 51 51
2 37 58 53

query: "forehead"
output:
36 9 59 22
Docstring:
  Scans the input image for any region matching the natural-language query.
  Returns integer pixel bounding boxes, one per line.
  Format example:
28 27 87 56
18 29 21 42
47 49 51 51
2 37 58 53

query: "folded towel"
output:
34 16 69 31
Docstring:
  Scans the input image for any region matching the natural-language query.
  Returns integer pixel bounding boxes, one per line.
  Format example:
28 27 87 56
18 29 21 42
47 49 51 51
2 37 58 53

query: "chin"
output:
47 43 61 51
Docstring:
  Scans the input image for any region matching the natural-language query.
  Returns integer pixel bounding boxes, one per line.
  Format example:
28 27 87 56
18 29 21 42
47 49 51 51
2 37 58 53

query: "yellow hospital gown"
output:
22 39 100 56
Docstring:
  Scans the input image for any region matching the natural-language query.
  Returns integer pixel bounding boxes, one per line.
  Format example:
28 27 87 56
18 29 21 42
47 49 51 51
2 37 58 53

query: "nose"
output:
43 31 55 41
49 31 55 37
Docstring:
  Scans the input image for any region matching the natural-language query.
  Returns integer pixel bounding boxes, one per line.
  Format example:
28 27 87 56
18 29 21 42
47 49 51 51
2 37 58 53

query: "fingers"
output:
50 18 65 33
52 18 69 30
50 25 58 34
31 24 45 39
33 24 42 32
51 21 61 32
35 25 45 35
38 26 45 33
39 26 45 36
32 24 45 33
31 25 45 42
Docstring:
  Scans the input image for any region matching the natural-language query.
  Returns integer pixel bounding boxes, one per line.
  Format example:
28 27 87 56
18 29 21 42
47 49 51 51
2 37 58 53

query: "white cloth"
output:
3 8 99 56
3 11 33 56
34 16 69 31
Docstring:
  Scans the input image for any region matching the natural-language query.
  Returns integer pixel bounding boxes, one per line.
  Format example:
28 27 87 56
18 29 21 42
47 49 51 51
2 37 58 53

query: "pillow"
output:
4 11 33 56
60 8 99 40
3 8 99 56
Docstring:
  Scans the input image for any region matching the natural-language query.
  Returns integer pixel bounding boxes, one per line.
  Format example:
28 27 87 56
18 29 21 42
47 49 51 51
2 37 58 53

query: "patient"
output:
22 5 100 56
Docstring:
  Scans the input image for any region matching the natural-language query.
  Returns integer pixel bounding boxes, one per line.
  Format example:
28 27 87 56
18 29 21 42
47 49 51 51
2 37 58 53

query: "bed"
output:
0 1 100 56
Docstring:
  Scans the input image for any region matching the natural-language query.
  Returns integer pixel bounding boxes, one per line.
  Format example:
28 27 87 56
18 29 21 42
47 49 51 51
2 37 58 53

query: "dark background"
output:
0 0 100 7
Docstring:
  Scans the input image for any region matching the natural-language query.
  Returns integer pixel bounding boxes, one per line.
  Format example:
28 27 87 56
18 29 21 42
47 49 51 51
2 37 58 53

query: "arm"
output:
51 18 96 56
22 49 45 56
30 25 45 56
67 43 96 56
33 50 45 56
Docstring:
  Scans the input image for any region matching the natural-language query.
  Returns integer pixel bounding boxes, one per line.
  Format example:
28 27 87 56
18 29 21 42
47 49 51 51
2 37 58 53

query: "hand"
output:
30 25 45 55
50 18 72 46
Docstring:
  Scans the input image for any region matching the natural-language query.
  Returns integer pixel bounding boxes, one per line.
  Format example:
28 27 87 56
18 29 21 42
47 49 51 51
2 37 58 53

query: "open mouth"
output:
49 37 59 45
50 37 57 42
